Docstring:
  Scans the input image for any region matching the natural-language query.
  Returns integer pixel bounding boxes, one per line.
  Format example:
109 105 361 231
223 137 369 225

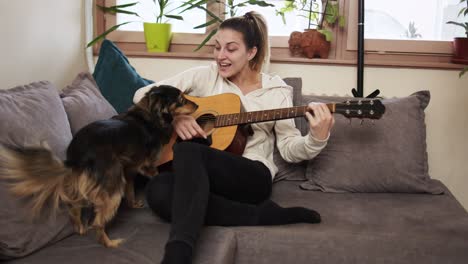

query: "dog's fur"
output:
0 85 197 248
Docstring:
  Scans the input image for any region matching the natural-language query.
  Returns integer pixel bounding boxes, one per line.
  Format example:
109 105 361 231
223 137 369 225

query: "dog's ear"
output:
148 88 168 114
136 95 151 112
137 86 160 112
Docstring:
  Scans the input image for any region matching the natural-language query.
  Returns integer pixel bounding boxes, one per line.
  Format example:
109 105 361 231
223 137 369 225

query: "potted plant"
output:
447 0 468 76
178 0 275 51
405 21 422 39
278 0 344 59
87 1 183 52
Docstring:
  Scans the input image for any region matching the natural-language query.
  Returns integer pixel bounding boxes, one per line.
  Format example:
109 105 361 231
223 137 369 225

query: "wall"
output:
0 0 87 89
129 58 468 211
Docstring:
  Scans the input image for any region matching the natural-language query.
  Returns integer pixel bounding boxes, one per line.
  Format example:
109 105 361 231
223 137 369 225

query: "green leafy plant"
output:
178 0 275 51
277 0 345 42
460 66 468 77
405 21 422 39
87 0 183 48
446 0 468 77
447 0 468 38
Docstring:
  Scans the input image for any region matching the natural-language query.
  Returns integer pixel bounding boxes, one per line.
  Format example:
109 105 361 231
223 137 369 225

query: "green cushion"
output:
93 40 154 113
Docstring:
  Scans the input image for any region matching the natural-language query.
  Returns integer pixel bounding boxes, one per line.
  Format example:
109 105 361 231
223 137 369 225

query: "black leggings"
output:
145 141 272 247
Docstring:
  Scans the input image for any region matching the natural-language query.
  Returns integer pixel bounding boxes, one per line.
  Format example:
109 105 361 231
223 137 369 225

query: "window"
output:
95 0 464 69
98 0 301 53
363 0 463 41
106 0 310 47
98 0 213 47
346 0 462 55
221 0 326 36
116 0 205 33
113 0 324 36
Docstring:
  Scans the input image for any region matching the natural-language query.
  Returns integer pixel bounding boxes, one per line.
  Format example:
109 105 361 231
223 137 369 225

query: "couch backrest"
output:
282 77 306 136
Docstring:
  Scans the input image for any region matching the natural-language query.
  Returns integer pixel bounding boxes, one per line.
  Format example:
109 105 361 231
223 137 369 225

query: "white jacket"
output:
133 63 328 178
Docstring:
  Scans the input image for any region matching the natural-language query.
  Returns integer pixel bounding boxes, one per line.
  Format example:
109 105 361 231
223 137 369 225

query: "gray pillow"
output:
0 182 74 260
273 145 307 182
0 81 74 259
61 72 117 135
0 81 72 159
273 78 307 182
300 91 444 194
283 77 304 133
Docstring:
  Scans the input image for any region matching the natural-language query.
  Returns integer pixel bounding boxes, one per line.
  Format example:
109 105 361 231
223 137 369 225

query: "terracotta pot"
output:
452 37 468 64
288 29 330 59
288 31 304 56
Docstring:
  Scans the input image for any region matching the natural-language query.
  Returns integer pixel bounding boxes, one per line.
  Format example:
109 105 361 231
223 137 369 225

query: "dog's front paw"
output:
106 238 125 248
141 165 159 177
74 223 88 235
73 221 90 236
128 199 144 208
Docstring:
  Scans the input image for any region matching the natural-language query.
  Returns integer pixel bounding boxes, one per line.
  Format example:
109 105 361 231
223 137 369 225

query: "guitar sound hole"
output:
197 114 216 134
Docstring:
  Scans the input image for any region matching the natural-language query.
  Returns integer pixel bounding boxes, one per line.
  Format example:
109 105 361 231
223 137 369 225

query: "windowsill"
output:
102 42 466 71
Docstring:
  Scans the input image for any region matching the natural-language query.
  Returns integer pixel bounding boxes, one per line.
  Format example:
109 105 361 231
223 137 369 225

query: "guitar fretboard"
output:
214 104 335 127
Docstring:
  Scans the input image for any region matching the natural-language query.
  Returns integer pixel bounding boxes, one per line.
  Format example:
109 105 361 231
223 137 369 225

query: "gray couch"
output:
2 73 468 264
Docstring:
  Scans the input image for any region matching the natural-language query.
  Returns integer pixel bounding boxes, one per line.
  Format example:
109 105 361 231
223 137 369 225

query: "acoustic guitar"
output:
156 93 385 166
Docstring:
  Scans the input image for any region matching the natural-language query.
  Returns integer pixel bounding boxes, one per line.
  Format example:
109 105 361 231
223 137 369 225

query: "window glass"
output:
115 0 326 37
364 0 465 41
229 0 324 36
115 0 206 33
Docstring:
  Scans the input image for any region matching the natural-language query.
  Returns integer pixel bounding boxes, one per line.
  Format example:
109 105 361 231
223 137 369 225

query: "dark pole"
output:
357 0 364 97
352 0 380 98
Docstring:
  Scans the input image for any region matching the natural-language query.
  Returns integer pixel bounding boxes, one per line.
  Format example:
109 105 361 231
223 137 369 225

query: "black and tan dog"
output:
0 85 197 248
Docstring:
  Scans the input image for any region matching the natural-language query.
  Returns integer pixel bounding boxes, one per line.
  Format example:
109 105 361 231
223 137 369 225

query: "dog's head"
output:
137 85 198 125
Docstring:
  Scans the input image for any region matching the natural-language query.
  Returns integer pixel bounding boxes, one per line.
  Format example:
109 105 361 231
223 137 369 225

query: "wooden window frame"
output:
342 0 461 69
94 0 464 70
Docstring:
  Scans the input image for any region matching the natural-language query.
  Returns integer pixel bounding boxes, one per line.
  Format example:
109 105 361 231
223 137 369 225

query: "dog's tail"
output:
0 144 74 217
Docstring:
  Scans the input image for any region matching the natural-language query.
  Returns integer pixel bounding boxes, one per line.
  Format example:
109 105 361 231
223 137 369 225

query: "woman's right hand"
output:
172 115 207 140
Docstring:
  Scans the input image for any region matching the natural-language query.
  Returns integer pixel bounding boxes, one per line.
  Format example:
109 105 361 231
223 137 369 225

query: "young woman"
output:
133 11 334 264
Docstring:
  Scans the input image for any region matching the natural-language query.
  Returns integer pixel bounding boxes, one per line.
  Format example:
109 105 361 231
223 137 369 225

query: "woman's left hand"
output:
305 102 335 141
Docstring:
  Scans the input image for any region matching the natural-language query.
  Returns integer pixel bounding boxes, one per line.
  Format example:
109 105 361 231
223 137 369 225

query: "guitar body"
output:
156 93 243 166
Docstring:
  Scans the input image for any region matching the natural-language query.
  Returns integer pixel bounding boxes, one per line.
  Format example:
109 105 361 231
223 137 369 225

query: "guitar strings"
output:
194 106 309 121
191 102 379 124
193 108 375 123
194 112 304 122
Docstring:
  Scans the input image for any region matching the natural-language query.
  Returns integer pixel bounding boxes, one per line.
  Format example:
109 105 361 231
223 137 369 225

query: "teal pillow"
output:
93 40 154 113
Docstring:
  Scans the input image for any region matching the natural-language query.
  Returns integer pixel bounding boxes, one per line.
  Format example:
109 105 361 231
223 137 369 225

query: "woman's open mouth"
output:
218 62 231 71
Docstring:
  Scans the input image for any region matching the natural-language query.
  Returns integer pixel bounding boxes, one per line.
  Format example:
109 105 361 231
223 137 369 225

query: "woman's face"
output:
213 28 257 79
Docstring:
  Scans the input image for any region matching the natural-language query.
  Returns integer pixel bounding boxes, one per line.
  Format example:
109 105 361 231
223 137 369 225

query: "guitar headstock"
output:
334 99 385 119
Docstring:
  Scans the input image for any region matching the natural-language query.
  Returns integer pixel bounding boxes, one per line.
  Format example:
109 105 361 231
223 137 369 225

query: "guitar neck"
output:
214 104 336 127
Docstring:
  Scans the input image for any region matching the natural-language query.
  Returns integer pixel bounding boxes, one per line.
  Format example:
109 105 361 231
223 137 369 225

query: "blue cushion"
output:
93 40 154 113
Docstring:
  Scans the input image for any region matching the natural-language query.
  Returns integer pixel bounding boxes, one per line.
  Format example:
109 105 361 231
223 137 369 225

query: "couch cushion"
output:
273 77 306 182
283 77 306 135
61 72 117 135
299 91 443 194
6 206 236 264
0 183 74 261
93 39 154 113
0 81 72 159
232 180 468 264
272 145 306 182
0 81 74 260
